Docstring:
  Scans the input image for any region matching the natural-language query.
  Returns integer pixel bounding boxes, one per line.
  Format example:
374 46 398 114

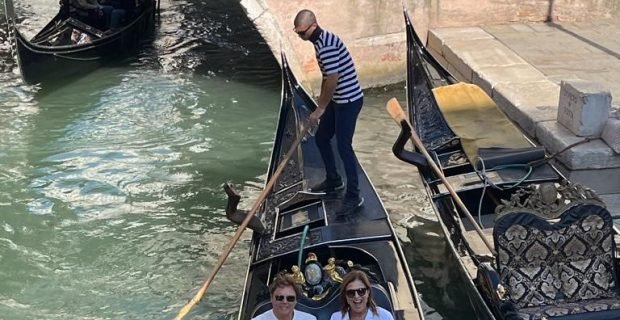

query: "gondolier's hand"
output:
309 107 325 124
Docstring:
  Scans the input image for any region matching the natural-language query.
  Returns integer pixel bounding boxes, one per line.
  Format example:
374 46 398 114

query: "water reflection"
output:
153 0 279 86
358 92 479 320
1 0 279 318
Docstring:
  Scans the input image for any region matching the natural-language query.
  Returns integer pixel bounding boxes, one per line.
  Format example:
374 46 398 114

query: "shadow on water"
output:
152 0 280 88
358 93 481 320
402 218 480 320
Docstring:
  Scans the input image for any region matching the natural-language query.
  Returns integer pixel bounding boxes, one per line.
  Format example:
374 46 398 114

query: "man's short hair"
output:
294 9 316 27
269 273 302 297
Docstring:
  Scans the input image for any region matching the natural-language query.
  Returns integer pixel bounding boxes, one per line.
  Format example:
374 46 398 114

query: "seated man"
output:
253 274 316 320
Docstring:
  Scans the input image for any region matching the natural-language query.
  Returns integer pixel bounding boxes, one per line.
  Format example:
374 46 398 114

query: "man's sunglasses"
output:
274 295 296 302
295 25 312 36
345 287 368 298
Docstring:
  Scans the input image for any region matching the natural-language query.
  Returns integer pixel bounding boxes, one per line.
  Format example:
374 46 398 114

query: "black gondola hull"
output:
230 55 425 320
394 9 620 320
13 3 155 85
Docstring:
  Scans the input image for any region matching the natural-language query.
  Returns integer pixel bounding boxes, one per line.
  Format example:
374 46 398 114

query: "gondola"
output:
389 10 620 320
3 0 155 85
222 54 425 320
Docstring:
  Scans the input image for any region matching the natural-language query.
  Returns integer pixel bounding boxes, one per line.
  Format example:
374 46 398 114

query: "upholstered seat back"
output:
494 203 616 309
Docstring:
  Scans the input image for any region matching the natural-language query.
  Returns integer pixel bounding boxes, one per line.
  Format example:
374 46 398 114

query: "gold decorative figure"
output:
323 257 343 283
290 265 306 285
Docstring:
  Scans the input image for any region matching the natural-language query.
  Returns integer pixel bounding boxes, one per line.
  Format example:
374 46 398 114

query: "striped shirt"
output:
313 29 363 104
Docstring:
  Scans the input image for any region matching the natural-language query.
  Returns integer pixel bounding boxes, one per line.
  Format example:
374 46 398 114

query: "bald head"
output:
294 9 316 27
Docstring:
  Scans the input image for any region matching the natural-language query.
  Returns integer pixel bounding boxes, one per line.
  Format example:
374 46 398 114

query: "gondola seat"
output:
490 203 620 320
250 283 394 320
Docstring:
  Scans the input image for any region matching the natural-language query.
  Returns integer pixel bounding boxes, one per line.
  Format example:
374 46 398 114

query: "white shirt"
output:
252 309 317 320
329 307 394 320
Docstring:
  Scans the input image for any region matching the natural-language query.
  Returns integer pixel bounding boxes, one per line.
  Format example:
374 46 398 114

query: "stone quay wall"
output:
240 0 619 95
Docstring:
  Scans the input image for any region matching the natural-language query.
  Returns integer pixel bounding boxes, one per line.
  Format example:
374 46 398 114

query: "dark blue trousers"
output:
315 97 363 198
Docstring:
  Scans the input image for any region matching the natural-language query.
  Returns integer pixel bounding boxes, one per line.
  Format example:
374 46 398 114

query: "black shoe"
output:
335 196 364 216
309 178 344 193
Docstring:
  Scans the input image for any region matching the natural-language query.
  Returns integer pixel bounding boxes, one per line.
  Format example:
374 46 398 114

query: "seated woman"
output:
330 271 394 320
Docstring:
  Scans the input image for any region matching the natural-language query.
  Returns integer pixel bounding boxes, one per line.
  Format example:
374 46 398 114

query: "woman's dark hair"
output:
269 273 301 297
339 270 378 316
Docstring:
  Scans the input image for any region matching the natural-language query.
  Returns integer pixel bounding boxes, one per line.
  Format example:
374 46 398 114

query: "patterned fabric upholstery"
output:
494 203 620 319
516 297 620 319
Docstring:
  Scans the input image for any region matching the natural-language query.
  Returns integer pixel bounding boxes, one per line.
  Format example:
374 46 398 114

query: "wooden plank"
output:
461 215 495 258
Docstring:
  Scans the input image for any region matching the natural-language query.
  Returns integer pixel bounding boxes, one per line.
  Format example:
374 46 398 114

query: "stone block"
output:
473 64 547 96
428 47 448 70
602 118 620 153
442 43 474 81
428 27 493 44
447 64 468 82
557 80 611 137
601 194 620 217
427 31 445 56
492 81 559 138
445 39 526 70
536 121 620 170
553 161 620 195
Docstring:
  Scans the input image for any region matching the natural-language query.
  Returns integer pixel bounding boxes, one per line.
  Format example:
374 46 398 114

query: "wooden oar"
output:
174 121 311 320
4 0 16 23
386 98 496 255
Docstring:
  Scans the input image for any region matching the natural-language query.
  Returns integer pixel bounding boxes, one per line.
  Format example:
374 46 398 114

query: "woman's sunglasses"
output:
274 295 296 302
345 287 368 298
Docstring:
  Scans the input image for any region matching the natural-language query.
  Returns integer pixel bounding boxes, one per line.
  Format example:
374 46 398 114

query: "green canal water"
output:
0 1 479 319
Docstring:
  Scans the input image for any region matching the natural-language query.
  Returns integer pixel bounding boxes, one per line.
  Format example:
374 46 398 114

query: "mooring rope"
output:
472 137 593 228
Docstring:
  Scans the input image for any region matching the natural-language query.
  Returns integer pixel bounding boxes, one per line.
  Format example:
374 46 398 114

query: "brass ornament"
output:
495 181 604 220
288 255 362 301
496 284 506 300
323 257 343 283
290 265 305 285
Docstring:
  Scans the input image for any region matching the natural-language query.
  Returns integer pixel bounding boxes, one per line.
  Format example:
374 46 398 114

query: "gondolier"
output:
293 9 364 216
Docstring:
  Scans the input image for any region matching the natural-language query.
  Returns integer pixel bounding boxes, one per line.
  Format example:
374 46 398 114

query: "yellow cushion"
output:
432 83 531 163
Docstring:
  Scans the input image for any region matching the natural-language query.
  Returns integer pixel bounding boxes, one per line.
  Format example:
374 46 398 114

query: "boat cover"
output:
432 82 531 164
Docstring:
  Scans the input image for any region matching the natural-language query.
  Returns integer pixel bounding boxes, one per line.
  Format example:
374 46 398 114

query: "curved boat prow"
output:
223 183 266 234
389 101 429 171
403 10 458 153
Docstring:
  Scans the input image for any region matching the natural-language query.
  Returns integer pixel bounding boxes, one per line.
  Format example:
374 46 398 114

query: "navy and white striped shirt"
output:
313 29 363 104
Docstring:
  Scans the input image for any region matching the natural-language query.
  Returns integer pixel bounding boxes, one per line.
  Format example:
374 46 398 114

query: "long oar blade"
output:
385 97 496 255
386 97 407 124
174 122 310 320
